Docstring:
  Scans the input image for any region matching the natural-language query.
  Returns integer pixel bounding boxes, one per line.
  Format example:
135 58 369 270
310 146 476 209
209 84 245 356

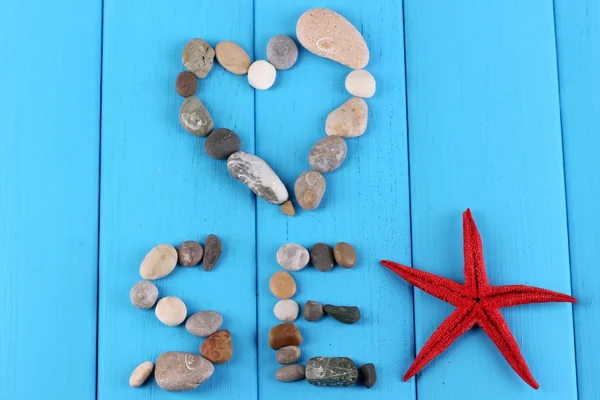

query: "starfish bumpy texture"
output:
381 209 576 389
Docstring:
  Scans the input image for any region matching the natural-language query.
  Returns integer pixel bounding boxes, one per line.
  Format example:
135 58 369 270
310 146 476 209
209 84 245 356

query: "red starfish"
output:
381 209 576 389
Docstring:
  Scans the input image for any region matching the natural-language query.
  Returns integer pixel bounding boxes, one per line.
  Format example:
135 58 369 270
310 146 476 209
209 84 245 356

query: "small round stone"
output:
130 280 159 309
185 310 223 337
182 38 215 79
276 243 310 271
204 128 241 159
359 363 377 389
303 300 324 322
323 304 361 324
139 244 178 280
280 200 295 216
267 35 299 70
180 96 214 136
129 361 154 388
155 296 187 326
203 234 222 271
326 97 368 138
345 69 376 98
275 364 306 382
294 170 326 211
175 71 197 97
215 41 251 75
200 330 233 364
269 323 303 349
276 345 302 364
308 136 347 174
274 299 299 322
248 60 276 90
333 242 356 268
177 241 203 267
309 243 335 272
269 271 297 299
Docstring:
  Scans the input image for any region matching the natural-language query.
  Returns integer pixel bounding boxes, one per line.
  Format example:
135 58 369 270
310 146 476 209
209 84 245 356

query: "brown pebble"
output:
177 241 203 267
281 200 295 216
175 71 197 97
215 41 252 75
269 323 303 349
203 234 222 271
334 242 356 268
200 330 233 364
269 271 296 299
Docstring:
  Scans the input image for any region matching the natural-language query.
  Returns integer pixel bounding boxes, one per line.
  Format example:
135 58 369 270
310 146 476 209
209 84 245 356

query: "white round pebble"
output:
248 60 276 90
274 299 299 322
155 296 187 326
345 69 376 98
129 361 154 388
276 243 310 271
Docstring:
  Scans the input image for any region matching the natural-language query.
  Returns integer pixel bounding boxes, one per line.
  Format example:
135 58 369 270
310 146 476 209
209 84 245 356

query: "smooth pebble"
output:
275 364 306 382
274 299 299 322
215 41 251 75
306 356 358 387
228 151 288 204
203 234 222 271
130 280 159 309
269 323 303 350
204 128 241 159
185 310 223 337
276 243 309 271
303 300 324 322
308 136 347 173
326 97 368 138
177 241 203 267
129 361 154 388
175 71 197 97
276 345 302 364
359 363 377 389
180 96 214 136
294 170 326 211
248 60 276 90
267 35 298 70
323 304 361 325
334 242 356 268
345 69 376 98
182 38 215 79
309 243 335 272
155 352 214 391
200 330 233 364
139 244 178 280
269 271 296 299
280 200 295 216
155 296 187 326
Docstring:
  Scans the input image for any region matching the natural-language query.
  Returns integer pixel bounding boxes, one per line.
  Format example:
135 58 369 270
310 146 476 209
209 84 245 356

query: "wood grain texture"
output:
404 0 577 398
98 1 256 399
554 1 600 398
254 1 413 399
0 1 101 399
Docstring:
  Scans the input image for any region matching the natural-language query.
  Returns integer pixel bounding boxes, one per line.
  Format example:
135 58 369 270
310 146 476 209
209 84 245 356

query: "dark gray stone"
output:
306 357 358 387
203 234 222 271
303 300 324 322
275 364 306 382
308 136 347 173
130 280 159 309
204 128 241 159
359 363 377 389
227 151 288 205
179 96 213 136
267 35 298 70
182 38 215 79
177 241 203 267
154 352 214 391
310 243 334 272
323 305 360 324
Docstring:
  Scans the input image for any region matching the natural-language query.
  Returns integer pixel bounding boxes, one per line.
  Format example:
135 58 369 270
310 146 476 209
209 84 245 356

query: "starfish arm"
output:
404 305 478 381
484 285 577 308
462 209 490 297
381 260 468 307
478 306 539 389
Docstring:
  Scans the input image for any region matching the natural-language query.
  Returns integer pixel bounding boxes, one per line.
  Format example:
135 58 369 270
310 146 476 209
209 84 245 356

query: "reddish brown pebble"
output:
176 71 197 97
269 271 297 299
269 323 303 349
281 200 295 216
177 241 203 267
200 330 233 364
334 242 356 268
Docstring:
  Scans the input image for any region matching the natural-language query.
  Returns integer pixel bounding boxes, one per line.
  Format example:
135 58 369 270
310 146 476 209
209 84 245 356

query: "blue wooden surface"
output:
1 0 599 399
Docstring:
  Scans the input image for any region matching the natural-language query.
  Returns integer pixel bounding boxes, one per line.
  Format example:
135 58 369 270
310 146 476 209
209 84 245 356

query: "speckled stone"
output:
269 323 303 350
269 271 297 299
155 296 187 326
215 41 251 75
303 300 324 322
155 352 214 392
267 35 299 70
182 38 215 79
276 243 310 271
359 363 377 389
345 69 376 98
276 345 302 364
308 136 347 173
129 361 154 388
175 71 197 97
309 243 335 272
306 356 358 387
248 60 276 90
294 170 326 211
130 280 159 309
185 310 223 337
179 96 214 136
203 234 222 271
276 364 306 382
139 244 178 280
323 304 361 325
280 200 295 216
274 299 299 322
204 128 241 159
177 241 203 267
200 330 233 364
333 242 356 268
296 8 369 69
326 97 368 138
228 151 288 205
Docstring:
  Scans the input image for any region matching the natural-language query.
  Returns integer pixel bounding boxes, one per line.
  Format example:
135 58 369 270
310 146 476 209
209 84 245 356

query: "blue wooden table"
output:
1 0 598 399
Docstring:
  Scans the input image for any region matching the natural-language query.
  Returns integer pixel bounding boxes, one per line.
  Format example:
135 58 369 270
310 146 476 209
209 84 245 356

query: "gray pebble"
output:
294 170 326 210
275 364 306 382
303 300 324 322
309 243 334 272
276 345 301 364
155 352 214 391
203 234 222 271
323 304 361 324
359 363 377 389
306 357 358 387
182 38 215 79
180 96 213 136
204 128 241 159
228 151 289 204
130 281 159 309
308 136 347 173
185 310 223 337
267 35 299 70
276 243 309 271
177 241 203 267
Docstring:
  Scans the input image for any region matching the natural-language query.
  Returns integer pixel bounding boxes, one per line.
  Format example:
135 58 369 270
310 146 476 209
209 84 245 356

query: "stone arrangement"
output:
277 241 357 272
174 7 376 215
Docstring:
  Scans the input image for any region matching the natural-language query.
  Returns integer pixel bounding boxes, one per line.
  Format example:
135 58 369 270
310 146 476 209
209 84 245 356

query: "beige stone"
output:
155 352 214 391
345 69 376 98
281 200 295 216
294 171 326 211
325 98 368 138
215 41 251 75
269 271 296 299
129 361 154 388
155 296 187 326
139 244 178 280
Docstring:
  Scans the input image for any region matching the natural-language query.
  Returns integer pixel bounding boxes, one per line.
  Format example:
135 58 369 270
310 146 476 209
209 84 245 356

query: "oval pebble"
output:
306 356 358 387
308 136 347 173
326 97 368 138
274 299 299 322
248 60 276 90
269 323 303 349
276 243 309 271
345 69 376 98
267 35 298 70
177 241 203 267
359 363 377 389
180 96 214 137
276 345 302 364
203 234 222 271
175 71 197 97
294 170 326 211
130 280 159 309
155 296 187 326
334 242 356 268
215 41 251 75
228 151 288 205
309 243 334 272
269 271 297 299
303 300 324 322
200 330 233 364
276 364 306 382
155 352 214 392
139 244 178 280
182 38 215 79
204 128 241 159
129 361 154 388
185 310 223 337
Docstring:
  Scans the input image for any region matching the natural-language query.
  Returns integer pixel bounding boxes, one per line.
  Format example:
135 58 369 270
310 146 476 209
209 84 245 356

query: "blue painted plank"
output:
0 0 101 398
98 1 256 399
405 0 576 398
554 1 600 398
254 2 413 399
